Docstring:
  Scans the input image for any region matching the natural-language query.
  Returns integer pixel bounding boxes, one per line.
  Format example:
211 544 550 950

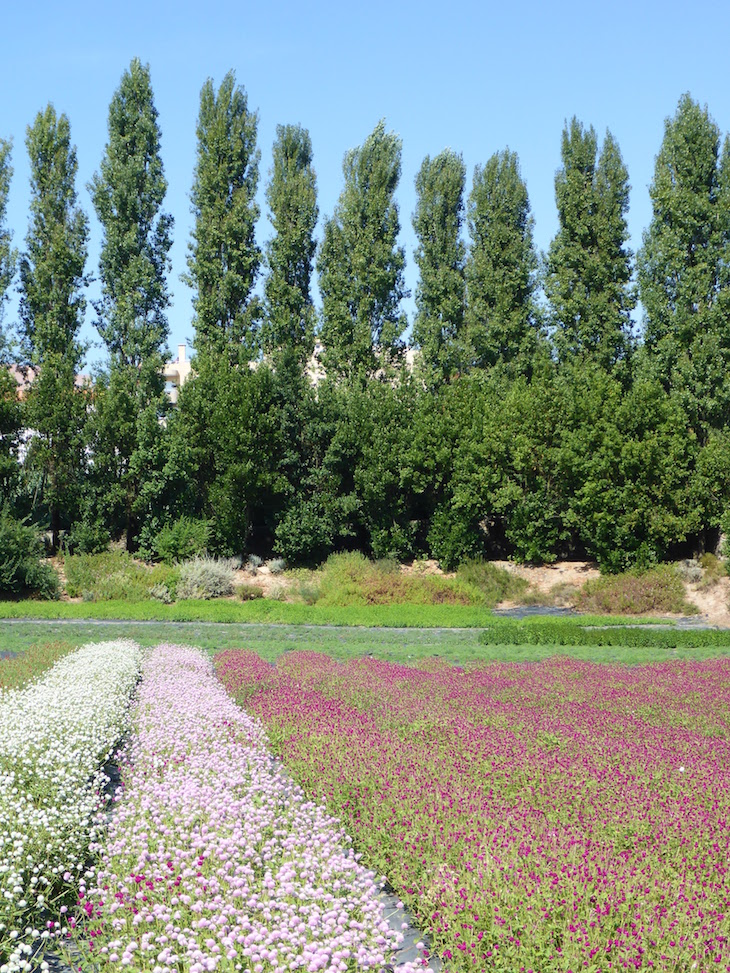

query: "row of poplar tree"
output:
1 58 729 573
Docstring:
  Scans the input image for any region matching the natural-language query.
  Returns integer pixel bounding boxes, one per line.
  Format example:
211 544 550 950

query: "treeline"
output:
1 60 729 574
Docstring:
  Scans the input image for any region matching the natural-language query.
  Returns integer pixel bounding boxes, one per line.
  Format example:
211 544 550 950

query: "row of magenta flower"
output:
215 650 730 973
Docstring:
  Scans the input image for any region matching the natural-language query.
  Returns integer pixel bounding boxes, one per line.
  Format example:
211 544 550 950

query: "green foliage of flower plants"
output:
479 618 730 649
0 640 75 689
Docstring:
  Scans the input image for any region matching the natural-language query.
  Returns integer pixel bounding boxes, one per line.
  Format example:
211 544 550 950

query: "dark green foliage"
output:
546 119 635 373
65 517 110 555
465 150 542 376
318 120 408 379
89 58 172 551
263 124 318 362
186 71 261 362
0 138 16 338
638 94 730 439
0 369 20 505
412 150 466 384
169 358 289 556
90 58 172 373
150 515 211 564
0 509 58 599
561 366 704 571
19 106 89 551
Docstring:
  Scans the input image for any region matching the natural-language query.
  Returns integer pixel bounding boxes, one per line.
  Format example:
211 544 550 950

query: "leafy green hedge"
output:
479 619 730 648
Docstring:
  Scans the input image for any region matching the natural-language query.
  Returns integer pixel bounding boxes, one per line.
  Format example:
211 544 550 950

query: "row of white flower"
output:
0 640 143 973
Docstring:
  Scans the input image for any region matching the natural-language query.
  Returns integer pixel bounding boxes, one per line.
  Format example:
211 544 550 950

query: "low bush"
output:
64 551 175 601
267 557 286 575
151 516 211 564
311 551 479 606
176 556 239 600
0 510 58 599
698 552 726 587
235 582 264 601
576 565 697 615
455 559 530 607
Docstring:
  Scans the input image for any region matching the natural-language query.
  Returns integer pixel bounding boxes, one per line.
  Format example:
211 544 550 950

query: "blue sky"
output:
2 0 728 366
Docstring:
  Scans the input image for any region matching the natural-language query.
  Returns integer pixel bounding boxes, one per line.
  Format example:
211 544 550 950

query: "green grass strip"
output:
0 598 500 627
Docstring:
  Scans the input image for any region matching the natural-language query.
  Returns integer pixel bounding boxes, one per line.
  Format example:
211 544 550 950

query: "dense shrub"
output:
151 516 211 564
576 565 697 615
310 551 479 606
0 510 59 599
65 518 111 555
64 551 174 601
456 559 529 607
176 556 239 600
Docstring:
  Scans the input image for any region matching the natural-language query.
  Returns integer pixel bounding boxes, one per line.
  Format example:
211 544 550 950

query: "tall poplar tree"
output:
0 139 14 351
464 149 541 376
412 149 466 385
19 106 89 551
263 123 318 363
185 71 261 363
89 58 173 550
0 138 19 503
545 119 635 374
318 120 408 379
638 94 730 437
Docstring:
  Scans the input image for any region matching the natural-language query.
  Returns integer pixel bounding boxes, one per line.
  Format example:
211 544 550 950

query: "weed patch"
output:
64 551 175 601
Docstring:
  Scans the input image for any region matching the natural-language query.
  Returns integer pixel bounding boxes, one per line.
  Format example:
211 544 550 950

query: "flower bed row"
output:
73 644 423 973
216 650 730 973
0 640 76 691
0 639 142 972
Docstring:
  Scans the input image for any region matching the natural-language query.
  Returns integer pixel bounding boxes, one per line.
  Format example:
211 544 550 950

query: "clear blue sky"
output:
2 0 728 366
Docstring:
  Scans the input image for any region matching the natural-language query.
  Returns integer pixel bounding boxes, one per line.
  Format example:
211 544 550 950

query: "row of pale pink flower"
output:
216 650 730 972
73 644 428 973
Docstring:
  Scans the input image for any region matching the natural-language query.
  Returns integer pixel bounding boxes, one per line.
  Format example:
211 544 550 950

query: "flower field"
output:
73 644 422 973
0 639 142 972
216 650 730 973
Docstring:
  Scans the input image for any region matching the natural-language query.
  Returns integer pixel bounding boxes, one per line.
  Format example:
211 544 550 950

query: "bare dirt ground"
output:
681 578 730 628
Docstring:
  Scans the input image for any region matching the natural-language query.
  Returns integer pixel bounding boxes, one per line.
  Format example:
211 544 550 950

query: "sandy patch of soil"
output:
682 577 730 628
233 565 290 598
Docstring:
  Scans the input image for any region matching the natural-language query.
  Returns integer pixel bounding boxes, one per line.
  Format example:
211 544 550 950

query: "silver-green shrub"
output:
177 556 239 600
